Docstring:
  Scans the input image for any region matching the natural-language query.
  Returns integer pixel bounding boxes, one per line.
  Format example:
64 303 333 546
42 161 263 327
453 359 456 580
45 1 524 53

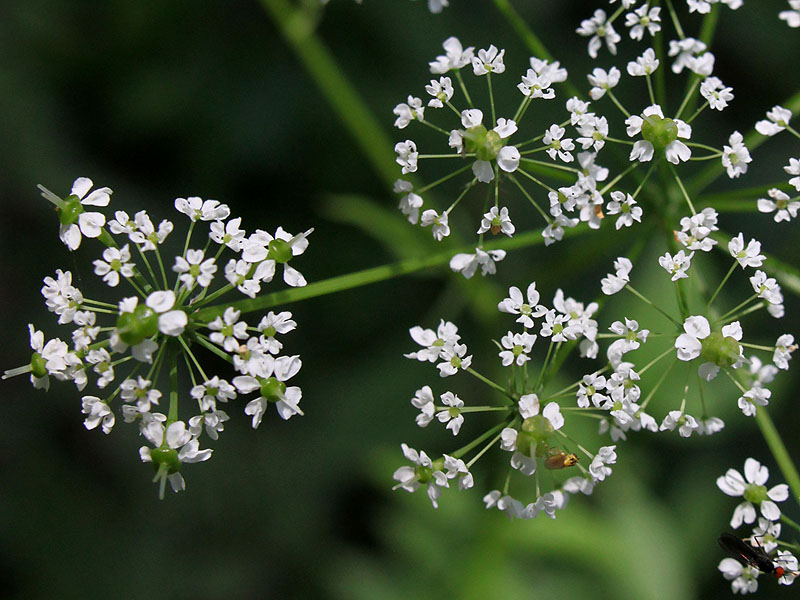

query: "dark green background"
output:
1 1 799 598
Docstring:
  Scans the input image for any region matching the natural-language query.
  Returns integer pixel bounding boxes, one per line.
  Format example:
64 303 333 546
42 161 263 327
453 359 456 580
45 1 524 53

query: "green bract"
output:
149 448 182 474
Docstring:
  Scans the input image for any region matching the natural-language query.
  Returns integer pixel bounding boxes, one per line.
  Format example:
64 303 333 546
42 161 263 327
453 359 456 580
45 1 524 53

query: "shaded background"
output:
1 1 799 598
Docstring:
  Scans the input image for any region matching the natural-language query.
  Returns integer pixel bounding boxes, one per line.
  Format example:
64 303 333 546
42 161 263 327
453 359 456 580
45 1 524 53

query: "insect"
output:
718 532 786 578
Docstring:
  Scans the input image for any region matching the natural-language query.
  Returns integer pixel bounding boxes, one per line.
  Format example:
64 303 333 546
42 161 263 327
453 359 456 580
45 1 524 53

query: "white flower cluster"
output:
6 178 311 498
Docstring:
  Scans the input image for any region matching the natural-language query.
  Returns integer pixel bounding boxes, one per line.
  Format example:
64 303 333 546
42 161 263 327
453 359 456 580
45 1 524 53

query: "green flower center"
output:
149 448 182 474
259 376 287 403
116 305 159 346
464 125 503 161
30 352 48 378
743 483 768 504
700 331 742 368
268 239 293 264
641 114 678 151
59 195 84 226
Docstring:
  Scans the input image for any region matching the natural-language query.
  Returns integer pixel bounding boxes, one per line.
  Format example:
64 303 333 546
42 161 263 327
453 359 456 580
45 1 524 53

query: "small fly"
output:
718 532 787 578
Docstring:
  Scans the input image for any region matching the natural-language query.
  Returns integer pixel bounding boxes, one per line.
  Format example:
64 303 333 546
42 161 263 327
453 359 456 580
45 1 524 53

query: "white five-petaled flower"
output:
601 256 633 295
757 188 800 222
498 331 537 366
173 249 217 289
701 77 734 111
729 233 766 269
606 191 642 229
449 247 506 279
658 250 694 281
774 334 796 370
471 45 505 75
576 9 621 58
626 48 660 76
393 96 425 129
625 4 661 40
477 206 515 237
93 245 135 287
587 67 621 100
404 320 461 362
543 124 575 162
55 177 112 251
721 131 751 179
420 209 450 241
498 282 545 329
717 458 789 528
392 444 449 508
425 76 454 108
233 355 304 426
755 105 792 136
437 391 465 435
174 197 230 222
394 140 418 174
429 37 474 74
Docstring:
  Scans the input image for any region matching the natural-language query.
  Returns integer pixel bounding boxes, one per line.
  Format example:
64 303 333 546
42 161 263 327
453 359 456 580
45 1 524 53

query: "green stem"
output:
706 261 737 308
755 407 800 507
260 0 398 188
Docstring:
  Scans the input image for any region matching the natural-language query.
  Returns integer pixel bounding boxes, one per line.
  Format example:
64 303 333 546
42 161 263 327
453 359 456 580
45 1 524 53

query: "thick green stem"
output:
755 407 800 507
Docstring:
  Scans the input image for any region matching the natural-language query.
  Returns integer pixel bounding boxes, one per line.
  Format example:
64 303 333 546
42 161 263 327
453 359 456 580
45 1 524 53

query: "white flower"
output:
601 256 633 295
410 385 435 427
120 376 162 413
394 180 424 225
757 188 800 222
55 177 112 251
717 458 790 528
497 282 545 329
173 249 217 289
738 386 771 417
429 37 474 74
233 355 304 426
209 216 246 251
721 131 751 178
750 270 783 305
436 342 472 377
517 69 555 99
587 66 621 100
606 191 642 229
755 105 792 136
625 104 691 165
625 5 661 40
675 315 710 361
575 114 608 152
781 0 800 27
774 334 796 370
576 9 621 58
477 206 515 237
392 444 449 508
437 391 464 435
93 245 135 287
659 410 700 437
420 209 450 241
393 96 425 129
626 48 660 76
589 446 616 482
425 76 454 108
729 233 765 269
498 331 537 366
676 208 719 252
174 197 229 222
139 420 212 498
471 45 505 75
718 558 759 594
81 396 115 434
128 210 174 252
394 140 418 173
543 124 575 162
659 250 694 281
404 320 460 363
668 37 707 73
701 77 734 111
208 307 249 352
449 248 506 279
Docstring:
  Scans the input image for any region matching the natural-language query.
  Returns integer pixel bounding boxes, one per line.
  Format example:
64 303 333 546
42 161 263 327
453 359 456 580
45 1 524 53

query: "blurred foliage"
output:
1 1 799 599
